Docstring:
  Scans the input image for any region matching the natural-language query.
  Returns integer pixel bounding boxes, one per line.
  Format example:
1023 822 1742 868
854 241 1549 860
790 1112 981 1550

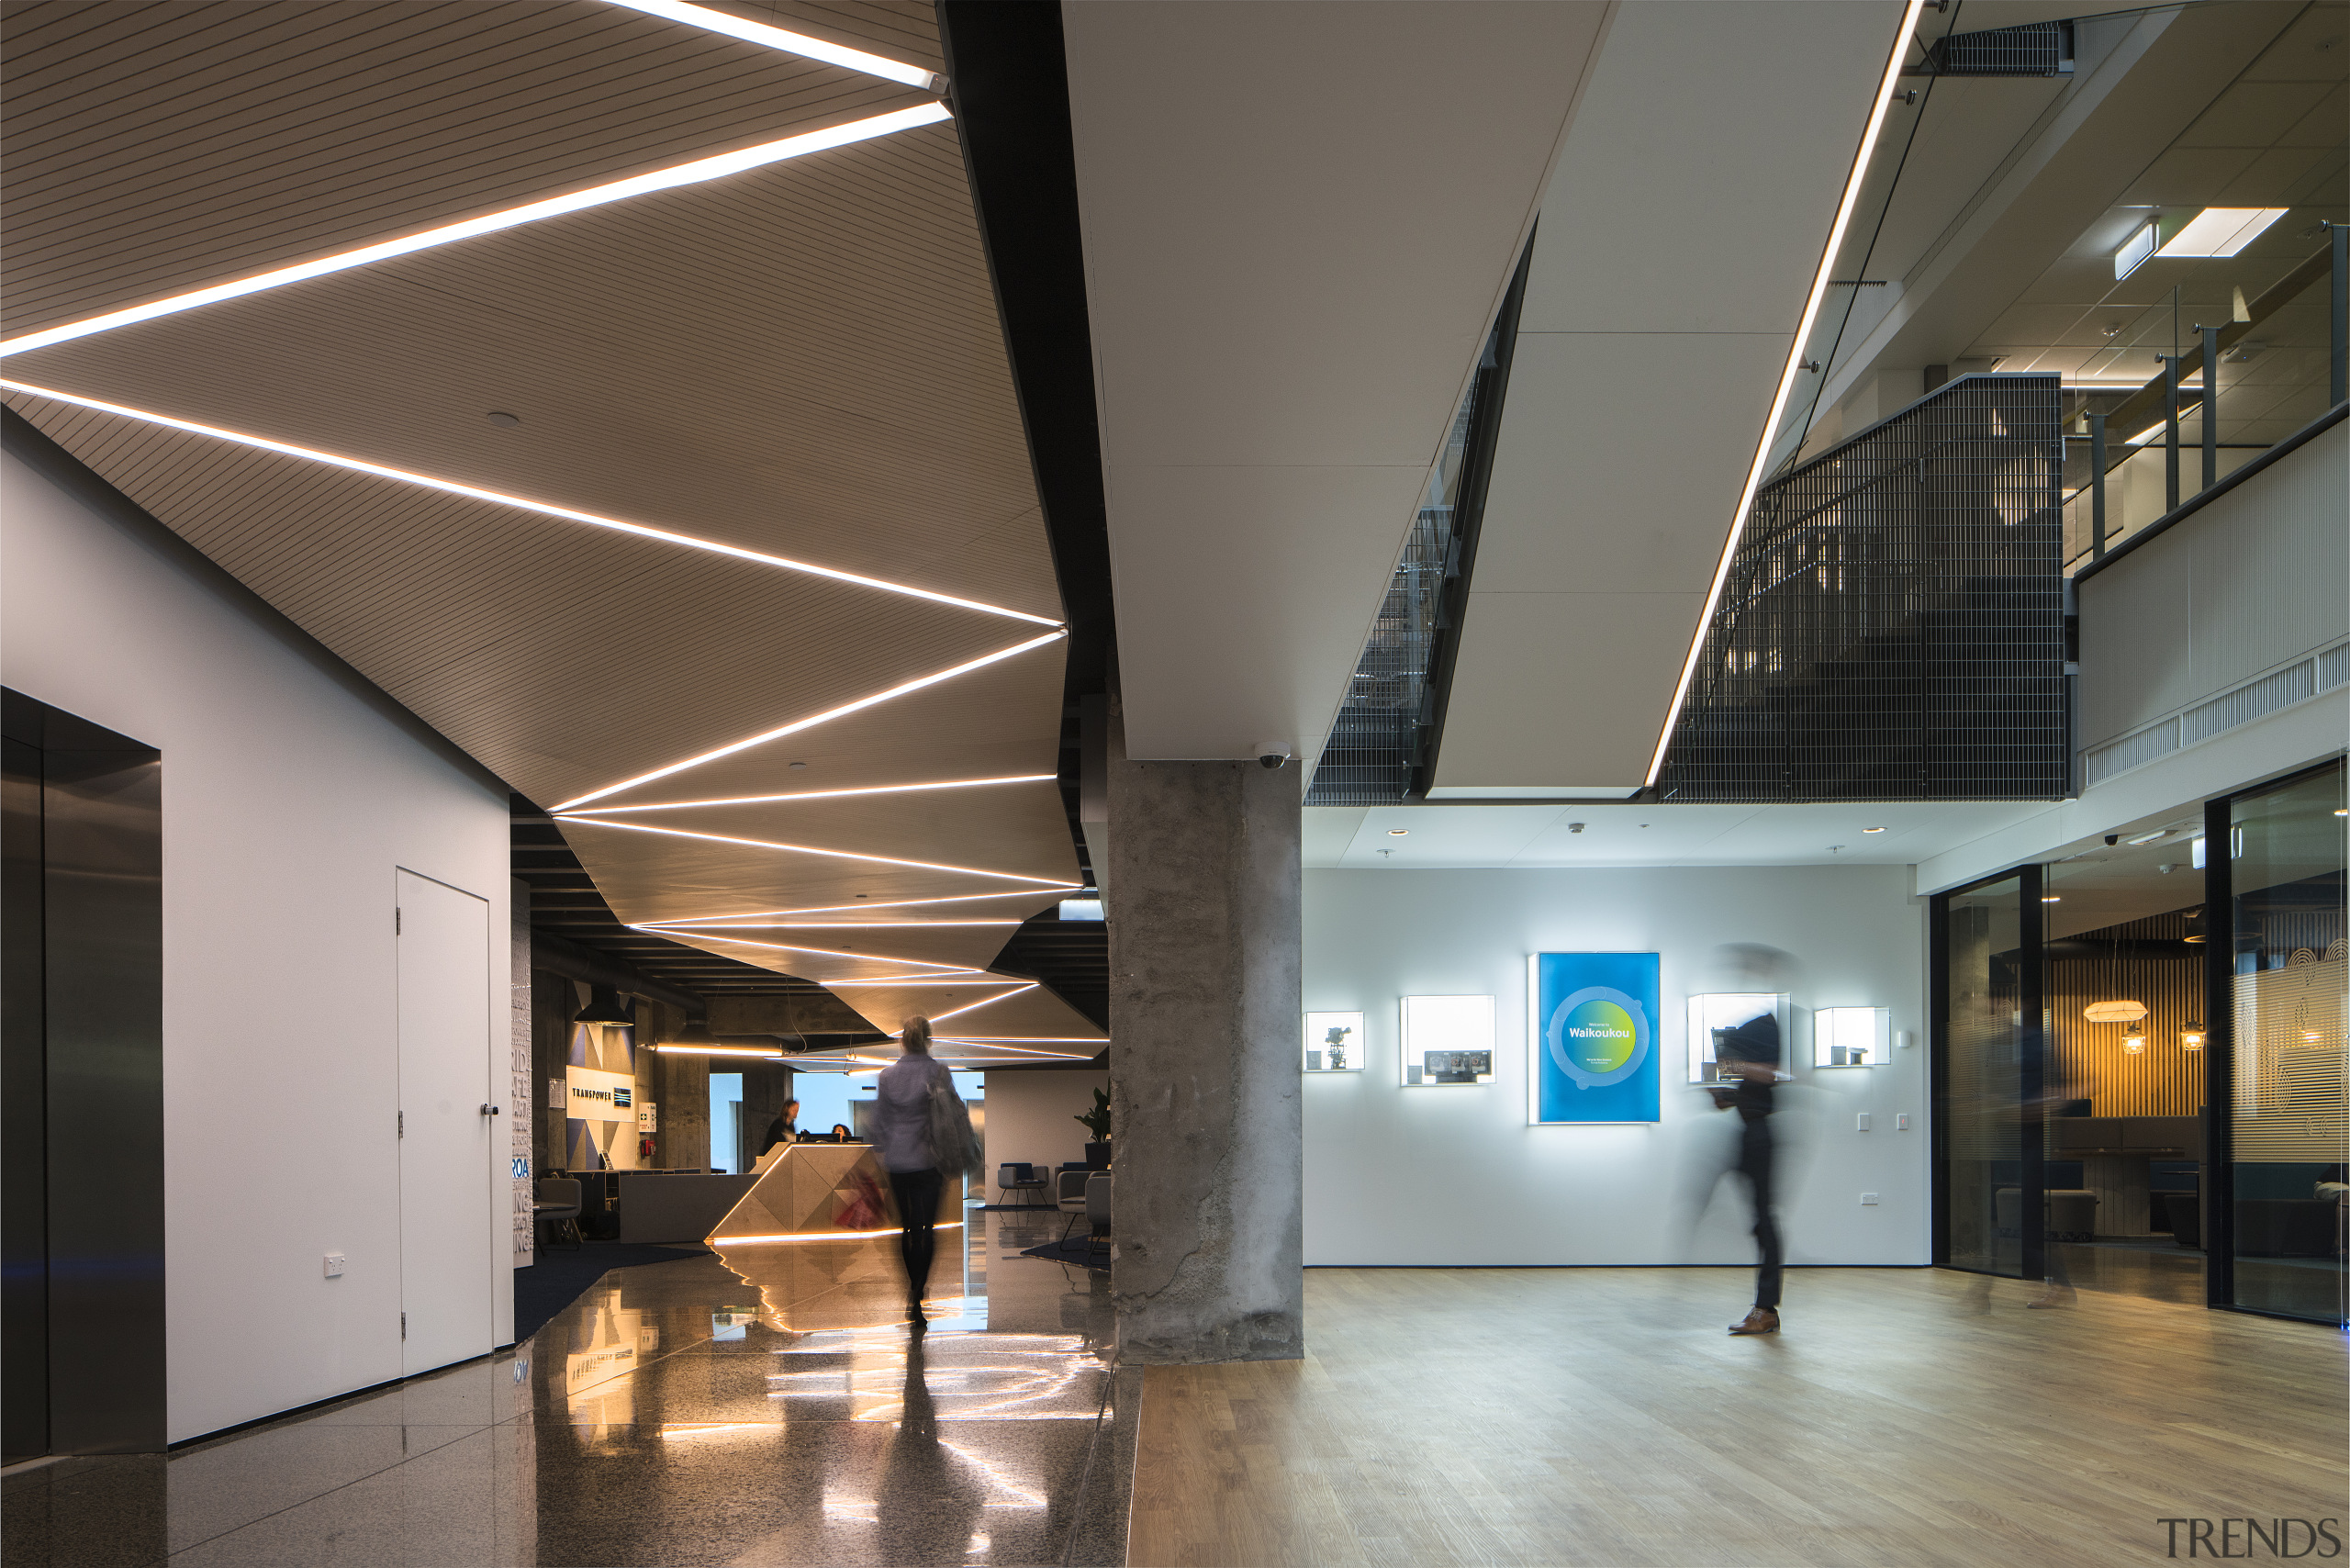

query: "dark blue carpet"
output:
514 1241 710 1344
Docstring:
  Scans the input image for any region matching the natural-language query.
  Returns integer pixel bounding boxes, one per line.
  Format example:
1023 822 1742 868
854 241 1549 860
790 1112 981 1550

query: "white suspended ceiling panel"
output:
1432 1 1911 796
2 0 1099 1055
1063 0 1615 762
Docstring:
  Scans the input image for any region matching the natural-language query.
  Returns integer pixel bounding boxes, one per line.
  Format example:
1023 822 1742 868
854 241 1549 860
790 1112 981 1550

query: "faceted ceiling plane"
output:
1 0 1103 1060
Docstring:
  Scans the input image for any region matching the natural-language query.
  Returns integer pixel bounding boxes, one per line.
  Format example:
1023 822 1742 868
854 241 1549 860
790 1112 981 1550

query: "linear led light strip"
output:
714 1223 965 1246
558 774 1057 816
608 1 942 89
650 888 1078 923
928 983 1037 1024
0 380 1056 632
0 105 953 360
637 919 1022 929
650 930 984 973
1642 0 1928 787
822 976 1013 987
934 1048 1100 1062
551 634 1064 808
566 814 1071 884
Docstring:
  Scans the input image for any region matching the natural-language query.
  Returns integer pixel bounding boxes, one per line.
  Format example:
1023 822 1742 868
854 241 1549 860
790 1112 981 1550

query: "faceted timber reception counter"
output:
706 1143 968 1331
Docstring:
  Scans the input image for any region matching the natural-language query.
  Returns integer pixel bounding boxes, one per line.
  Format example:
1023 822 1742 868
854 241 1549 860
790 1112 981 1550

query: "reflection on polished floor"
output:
1 1208 1133 1568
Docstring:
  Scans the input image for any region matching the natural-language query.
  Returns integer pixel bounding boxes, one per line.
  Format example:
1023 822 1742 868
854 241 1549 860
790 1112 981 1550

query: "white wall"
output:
982 1070 1109 1190
3 448 513 1442
1303 866 1928 1269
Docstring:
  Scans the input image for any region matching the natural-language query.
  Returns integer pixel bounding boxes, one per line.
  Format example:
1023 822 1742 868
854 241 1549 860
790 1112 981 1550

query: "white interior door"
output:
397 868 493 1377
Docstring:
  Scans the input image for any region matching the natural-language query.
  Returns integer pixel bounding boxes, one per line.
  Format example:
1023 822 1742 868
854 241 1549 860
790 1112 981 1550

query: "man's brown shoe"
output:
1728 1307 1780 1335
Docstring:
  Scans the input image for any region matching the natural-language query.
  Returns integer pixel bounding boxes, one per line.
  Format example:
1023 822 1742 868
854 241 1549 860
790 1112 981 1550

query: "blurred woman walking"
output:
869 1016 976 1327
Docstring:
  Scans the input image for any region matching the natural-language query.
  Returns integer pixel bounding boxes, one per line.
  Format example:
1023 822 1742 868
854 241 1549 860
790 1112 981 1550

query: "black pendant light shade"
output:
573 984 634 1028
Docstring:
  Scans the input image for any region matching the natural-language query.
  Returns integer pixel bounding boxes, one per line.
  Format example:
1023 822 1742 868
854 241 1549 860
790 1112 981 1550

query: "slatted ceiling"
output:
581 780 1075 864
10 3 1080 1035
562 653 1067 810
565 790 1080 911
776 976 1105 1042
1 392 1038 798
565 817 1074 924
6 142 1057 612
0 0 934 338
712 0 943 74
0 389 1025 677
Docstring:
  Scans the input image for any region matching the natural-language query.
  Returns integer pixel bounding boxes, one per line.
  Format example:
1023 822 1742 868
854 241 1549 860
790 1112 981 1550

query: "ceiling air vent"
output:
1923 20 2074 78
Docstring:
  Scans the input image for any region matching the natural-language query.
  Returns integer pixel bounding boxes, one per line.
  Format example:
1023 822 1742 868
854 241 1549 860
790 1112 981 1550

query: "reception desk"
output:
615 1170 759 1243
706 1145 968 1331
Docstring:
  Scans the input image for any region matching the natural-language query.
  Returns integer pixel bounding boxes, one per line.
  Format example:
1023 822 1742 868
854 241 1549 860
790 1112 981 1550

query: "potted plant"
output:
1075 1087 1113 1168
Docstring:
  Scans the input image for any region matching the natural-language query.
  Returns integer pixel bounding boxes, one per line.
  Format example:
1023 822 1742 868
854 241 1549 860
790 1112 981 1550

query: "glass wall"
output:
2040 823 2209 1305
1942 874 2026 1277
2227 763 2348 1325
1934 756 2347 1324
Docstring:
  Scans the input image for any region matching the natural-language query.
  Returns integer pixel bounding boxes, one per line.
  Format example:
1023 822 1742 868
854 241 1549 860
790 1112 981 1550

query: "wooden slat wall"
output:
2049 956 2206 1118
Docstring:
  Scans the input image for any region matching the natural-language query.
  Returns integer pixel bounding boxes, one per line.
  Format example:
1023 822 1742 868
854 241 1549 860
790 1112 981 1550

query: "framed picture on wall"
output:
1303 1011 1366 1072
1400 995 1494 1086
1528 952 1660 1123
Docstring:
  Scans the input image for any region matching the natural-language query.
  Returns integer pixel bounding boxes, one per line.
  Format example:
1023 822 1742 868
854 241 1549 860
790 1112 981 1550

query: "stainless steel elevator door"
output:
395 868 494 1377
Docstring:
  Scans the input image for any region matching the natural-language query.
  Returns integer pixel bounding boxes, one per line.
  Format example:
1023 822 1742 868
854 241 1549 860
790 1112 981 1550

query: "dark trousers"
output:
890 1167 945 1301
1737 1115 1783 1310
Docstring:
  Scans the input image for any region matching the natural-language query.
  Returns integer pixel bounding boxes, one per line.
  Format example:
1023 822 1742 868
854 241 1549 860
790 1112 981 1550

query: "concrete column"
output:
1106 713 1303 1363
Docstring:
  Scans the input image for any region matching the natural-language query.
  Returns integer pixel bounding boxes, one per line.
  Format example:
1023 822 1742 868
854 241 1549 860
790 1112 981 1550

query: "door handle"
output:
480 1103 501 1116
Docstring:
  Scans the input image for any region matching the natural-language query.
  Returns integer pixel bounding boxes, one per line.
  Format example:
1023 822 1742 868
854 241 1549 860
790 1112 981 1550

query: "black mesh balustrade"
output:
1656 374 2067 804
1305 487 1456 806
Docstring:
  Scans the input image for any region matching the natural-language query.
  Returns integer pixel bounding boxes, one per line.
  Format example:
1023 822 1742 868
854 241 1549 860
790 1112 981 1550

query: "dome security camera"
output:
1255 741 1292 770
2104 834 2120 846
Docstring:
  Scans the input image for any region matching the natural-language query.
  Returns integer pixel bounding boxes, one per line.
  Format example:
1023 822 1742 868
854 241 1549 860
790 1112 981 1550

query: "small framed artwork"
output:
1400 995 1494 1086
1304 1011 1366 1072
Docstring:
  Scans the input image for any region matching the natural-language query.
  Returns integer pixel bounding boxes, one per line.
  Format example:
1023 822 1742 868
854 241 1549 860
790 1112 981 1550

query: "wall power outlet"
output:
323 1253 346 1278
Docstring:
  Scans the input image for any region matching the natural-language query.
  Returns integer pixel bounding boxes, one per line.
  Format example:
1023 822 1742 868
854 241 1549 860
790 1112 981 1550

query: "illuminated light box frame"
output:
1815 1006 1890 1068
1400 995 1494 1087
1528 952 1661 1124
1687 992 1791 1082
1303 1011 1365 1073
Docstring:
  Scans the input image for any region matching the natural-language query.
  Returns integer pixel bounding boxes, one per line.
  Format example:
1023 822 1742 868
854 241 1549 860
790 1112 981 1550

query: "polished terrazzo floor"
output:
3 1207 1134 1567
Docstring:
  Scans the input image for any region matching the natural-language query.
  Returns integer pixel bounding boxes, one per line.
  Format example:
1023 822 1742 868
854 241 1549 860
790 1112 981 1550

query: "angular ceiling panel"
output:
1066 0 1614 763
5 0 1093 1039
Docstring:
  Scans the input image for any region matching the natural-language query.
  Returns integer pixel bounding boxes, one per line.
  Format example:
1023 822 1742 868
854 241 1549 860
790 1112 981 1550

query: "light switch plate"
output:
1856 1112 1872 1131
1860 1193 1879 1206
323 1253 346 1278
1897 1113 1910 1130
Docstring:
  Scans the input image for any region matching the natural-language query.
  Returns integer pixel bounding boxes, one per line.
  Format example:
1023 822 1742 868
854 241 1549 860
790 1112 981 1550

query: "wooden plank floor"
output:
1129 1268 2347 1567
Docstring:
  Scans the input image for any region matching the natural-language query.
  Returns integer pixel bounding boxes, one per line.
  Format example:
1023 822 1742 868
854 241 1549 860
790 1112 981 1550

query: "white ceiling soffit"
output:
1 0 1097 1047
1305 800 2046 870
1062 0 1614 761
1432 2 1911 796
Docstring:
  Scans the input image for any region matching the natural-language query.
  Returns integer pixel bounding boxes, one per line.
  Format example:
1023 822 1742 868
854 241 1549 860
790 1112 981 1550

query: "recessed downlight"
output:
2126 830 2168 846
1862 826 1886 834
1387 829 1409 837
486 411 520 428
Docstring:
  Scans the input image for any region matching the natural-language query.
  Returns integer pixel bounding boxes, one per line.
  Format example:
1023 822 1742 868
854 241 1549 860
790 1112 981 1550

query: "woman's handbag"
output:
925 1066 979 1177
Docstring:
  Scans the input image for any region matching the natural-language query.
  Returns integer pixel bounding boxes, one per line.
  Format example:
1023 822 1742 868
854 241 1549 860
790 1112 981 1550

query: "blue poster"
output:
1529 952 1661 1124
